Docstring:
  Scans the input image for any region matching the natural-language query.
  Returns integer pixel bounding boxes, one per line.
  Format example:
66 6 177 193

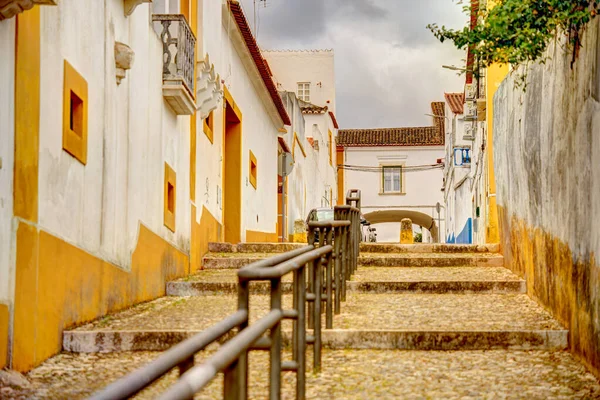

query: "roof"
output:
337 102 445 147
298 99 328 114
445 92 464 115
328 111 339 129
228 1 291 125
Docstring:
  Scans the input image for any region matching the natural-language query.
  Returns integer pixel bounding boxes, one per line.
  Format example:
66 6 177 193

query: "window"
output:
249 150 257 189
297 82 310 102
203 111 214 143
62 60 88 164
382 166 402 194
164 163 176 232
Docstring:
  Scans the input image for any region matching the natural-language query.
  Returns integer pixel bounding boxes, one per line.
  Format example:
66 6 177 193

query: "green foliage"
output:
428 0 599 68
414 233 423 243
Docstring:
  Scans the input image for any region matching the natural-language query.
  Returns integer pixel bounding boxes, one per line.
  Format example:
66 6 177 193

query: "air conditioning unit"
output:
463 124 476 141
465 83 476 100
465 101 477 121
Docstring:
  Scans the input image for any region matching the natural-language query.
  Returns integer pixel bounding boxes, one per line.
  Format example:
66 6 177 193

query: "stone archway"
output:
363 209 439 243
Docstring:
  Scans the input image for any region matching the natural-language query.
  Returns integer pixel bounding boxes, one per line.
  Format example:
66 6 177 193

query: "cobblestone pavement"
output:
351 266 520 281
174 267 520 283
337 293 563 330
3 349 600 399
74 292 562 332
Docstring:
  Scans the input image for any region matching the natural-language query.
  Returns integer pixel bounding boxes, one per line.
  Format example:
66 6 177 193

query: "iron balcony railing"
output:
89 190 363 400
152 14 196 96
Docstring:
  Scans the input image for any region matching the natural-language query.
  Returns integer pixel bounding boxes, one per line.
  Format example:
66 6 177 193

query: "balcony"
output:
152 14 196 115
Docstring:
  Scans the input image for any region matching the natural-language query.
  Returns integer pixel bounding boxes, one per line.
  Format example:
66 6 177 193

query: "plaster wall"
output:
494 21 600 378
345 146 445 242
36 0 191 267
263 50 336 112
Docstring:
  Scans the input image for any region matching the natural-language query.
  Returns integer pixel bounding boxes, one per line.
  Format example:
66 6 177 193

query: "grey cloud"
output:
241 0 468 128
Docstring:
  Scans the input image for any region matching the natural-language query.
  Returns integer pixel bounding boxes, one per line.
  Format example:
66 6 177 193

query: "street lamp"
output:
442 65 473 72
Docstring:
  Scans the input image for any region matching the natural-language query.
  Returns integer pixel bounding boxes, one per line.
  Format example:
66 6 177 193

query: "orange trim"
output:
14 8 40 222
62 60 88 165
164 163 177 232
246 229 278 243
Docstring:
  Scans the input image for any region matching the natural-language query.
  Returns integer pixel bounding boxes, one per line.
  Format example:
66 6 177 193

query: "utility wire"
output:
338 164 444 173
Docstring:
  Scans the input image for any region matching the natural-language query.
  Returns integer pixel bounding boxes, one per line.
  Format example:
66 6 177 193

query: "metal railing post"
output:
269 278 282 400
325 227 334 328
224 280 249 400
295 264 306 399
312 242 322 372
307 228 315 330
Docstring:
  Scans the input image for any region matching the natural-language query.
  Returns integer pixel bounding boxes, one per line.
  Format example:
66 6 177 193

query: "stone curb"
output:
203 255 505 269
208 242 307 253
359 243 501 254
63 329 568 353
358 255 504 268
166 280 526 296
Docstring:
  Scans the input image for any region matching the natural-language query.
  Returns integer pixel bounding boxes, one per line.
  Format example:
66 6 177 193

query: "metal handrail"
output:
89 192 363 400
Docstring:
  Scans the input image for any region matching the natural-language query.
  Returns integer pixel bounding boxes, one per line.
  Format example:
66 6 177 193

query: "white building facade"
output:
263 50 339 241
338 103 446 243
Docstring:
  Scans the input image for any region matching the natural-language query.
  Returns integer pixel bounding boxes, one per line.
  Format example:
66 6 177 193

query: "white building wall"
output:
345 146 445 242
0 18 15 305
263 50 336 111
34 1 192 268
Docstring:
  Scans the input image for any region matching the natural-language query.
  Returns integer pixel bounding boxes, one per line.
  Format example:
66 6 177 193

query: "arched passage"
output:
363 209 439 243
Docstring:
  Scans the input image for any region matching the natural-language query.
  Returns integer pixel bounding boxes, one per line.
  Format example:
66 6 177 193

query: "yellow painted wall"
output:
498 206 600 378
0 304 8 369
190 205 221 272
484 2 508 244
246 228 279 243
14 8 40 222
12 223 189 372
336 148 344 206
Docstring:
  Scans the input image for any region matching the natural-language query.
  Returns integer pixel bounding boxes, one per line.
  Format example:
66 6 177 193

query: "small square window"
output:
203 111 214 143
297 82 310 102
382 166 403 194
249 150 257 189
63 60 88 164
164 163 177 232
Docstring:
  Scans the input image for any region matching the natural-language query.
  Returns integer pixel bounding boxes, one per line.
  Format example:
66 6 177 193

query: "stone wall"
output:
494 20 600 378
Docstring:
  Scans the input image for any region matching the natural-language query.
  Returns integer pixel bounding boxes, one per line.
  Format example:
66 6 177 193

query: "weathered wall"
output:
494 20 600 378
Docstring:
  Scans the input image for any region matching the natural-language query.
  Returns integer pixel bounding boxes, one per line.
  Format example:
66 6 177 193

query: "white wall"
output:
263 50 336 112
35 0 191 268
195 2 281 239
345 146 445 242
0 18 15 304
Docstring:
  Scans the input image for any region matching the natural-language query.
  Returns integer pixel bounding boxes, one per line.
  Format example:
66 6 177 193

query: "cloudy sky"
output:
239 0 468 129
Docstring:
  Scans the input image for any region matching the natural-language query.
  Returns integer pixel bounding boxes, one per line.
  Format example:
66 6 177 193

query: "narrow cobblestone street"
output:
3 243 599 399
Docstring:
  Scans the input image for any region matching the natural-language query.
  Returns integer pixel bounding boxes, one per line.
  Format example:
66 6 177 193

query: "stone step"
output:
167 267 525 296
208 242 306 254
63 293 566 352
360 243 500 254
358 253 504 267
202 252 505 269
13 349 600 399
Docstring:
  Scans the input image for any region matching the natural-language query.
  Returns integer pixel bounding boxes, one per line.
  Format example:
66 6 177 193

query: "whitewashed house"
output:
337 103 446 243
0 0 292 372
263 50 339 241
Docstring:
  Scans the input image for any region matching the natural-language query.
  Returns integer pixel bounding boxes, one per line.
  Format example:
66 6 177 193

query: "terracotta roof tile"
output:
444 92 465 115
307 137 315 147
337 102 445 147
228 1 291 125
298 99 328 114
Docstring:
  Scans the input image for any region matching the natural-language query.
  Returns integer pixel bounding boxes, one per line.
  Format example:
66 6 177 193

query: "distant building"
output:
263 50 339 241
337 103 446 243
